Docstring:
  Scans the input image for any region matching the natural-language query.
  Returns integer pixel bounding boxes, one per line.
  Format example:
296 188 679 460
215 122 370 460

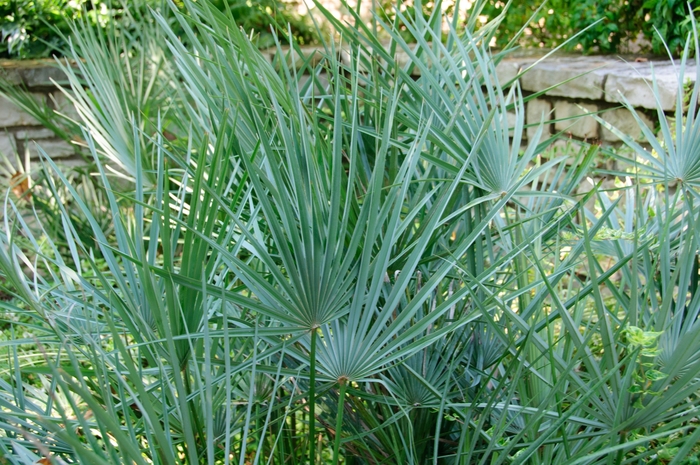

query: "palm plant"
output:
54 0 183 186
1 0 700 464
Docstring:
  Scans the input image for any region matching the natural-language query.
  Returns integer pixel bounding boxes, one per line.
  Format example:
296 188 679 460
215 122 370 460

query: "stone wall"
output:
0 52 697 164
495 54 697 144
0 60 79 167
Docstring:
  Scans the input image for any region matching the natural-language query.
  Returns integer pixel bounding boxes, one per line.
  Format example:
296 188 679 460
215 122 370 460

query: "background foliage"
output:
3 0 699 59
480 0 699 55
0 0 106 59
0 0 317 59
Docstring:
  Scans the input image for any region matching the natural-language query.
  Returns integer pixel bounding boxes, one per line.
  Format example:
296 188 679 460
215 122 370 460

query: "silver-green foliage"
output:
1 0 700 464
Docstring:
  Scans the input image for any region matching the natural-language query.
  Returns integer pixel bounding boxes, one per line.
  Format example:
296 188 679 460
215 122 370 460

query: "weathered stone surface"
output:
495 59 521 87
521 57 610 99
548 138 588 164
0 60 69 88
0 132 17 156
270 46 325 71
0 50 696 167
554 100 599 139
259 49 275 64
604 61 697 111
28 139 75 159
601 107 655 142
526 98 552 141
297 72 329 95
0 94 45 127
506 110 518 137
50 92 81 122
574 176 596 196
0 67 23 86
21 65 68 88
392 46 433 76
15 128 55 140
338 42 433 76
52 156 85 167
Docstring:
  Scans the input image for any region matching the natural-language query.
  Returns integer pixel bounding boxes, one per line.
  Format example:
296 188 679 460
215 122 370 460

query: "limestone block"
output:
20 65 68 88
50 91 81 122
0 94 45 127
554 101 599 139
394 48 411 69
340 42 431 76
604 62 697 111
259 49 275 64
574 176 596 196
1 60 73 88
338 45 352 66
15 128 55 140
52 156 85 168
520 57 610 99
393 47 433 76
600 108 655 142
270 46 325 71
495 59 520 87
28 139 75 159
0 66 23 86
0 132 17 156
548 139 587 164
506 110 517 137
298 72 329 95
526 98 552 141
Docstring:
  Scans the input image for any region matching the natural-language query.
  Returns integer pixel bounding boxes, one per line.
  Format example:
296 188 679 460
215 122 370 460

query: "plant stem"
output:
333 379 348 465
309 327 317 464
615 430 627 465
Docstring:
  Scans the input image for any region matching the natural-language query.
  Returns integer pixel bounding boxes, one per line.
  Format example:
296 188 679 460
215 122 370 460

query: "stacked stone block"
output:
0 52 697 163
0 60 77 166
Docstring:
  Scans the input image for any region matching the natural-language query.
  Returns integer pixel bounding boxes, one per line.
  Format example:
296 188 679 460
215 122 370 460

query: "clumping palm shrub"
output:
1 0 700 464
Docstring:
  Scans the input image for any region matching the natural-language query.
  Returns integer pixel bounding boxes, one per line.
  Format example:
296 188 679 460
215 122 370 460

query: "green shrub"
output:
0 0 317 59
480 0 698 56
206 0 318 47
0 0 104 59
643 0 700 56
